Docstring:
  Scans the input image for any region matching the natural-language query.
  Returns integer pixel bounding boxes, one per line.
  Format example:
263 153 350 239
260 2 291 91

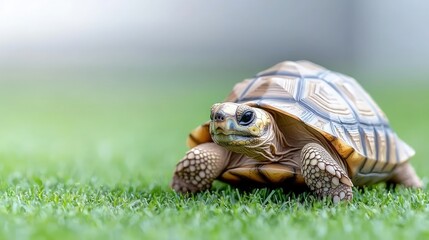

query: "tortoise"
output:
171 60 422 203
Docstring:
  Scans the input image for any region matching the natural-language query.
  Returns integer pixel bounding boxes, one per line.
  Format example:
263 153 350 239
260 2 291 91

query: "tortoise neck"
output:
253 120 290 161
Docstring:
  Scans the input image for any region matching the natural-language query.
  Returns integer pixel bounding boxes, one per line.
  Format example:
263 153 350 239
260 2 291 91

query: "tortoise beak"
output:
211 118 236 135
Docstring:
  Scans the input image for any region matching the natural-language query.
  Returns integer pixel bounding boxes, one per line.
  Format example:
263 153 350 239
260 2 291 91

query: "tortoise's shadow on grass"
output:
172 183 327 208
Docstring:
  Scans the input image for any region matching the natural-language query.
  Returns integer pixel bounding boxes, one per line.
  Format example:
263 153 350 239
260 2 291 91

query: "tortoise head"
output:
209 102 272 151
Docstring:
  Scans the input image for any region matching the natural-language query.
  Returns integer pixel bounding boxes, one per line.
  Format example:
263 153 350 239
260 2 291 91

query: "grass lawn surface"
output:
0 69 428 239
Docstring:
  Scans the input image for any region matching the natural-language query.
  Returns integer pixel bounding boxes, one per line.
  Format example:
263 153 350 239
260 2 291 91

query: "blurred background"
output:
2 1 429 75
0 0 428 185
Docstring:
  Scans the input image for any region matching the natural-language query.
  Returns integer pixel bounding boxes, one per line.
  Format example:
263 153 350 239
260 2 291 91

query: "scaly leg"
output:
171 142 230 193
301 143 353 203
388 162 422 188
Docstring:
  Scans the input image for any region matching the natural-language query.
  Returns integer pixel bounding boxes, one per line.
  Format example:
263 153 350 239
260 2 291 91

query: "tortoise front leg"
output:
171 142 230 194
301 143 353 203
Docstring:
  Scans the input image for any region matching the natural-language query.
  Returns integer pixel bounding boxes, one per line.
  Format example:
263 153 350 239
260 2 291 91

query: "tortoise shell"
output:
188 61 414 184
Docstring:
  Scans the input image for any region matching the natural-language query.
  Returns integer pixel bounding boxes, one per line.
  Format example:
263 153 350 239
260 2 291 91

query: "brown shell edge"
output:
187 122 212 148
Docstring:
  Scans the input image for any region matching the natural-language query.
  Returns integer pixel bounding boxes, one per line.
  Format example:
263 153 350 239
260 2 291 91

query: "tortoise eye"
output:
238 110 254 126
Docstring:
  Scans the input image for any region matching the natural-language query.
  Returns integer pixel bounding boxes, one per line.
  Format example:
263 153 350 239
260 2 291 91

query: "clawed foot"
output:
171 143 227 194
301 143 353 203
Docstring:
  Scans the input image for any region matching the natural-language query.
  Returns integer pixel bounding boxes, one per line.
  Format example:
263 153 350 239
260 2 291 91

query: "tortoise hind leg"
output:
301 143 353 203
171 142 230 193
387 162 422 188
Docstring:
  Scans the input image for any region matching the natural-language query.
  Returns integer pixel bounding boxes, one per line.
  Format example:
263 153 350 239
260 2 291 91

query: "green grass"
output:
0 70 428 240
